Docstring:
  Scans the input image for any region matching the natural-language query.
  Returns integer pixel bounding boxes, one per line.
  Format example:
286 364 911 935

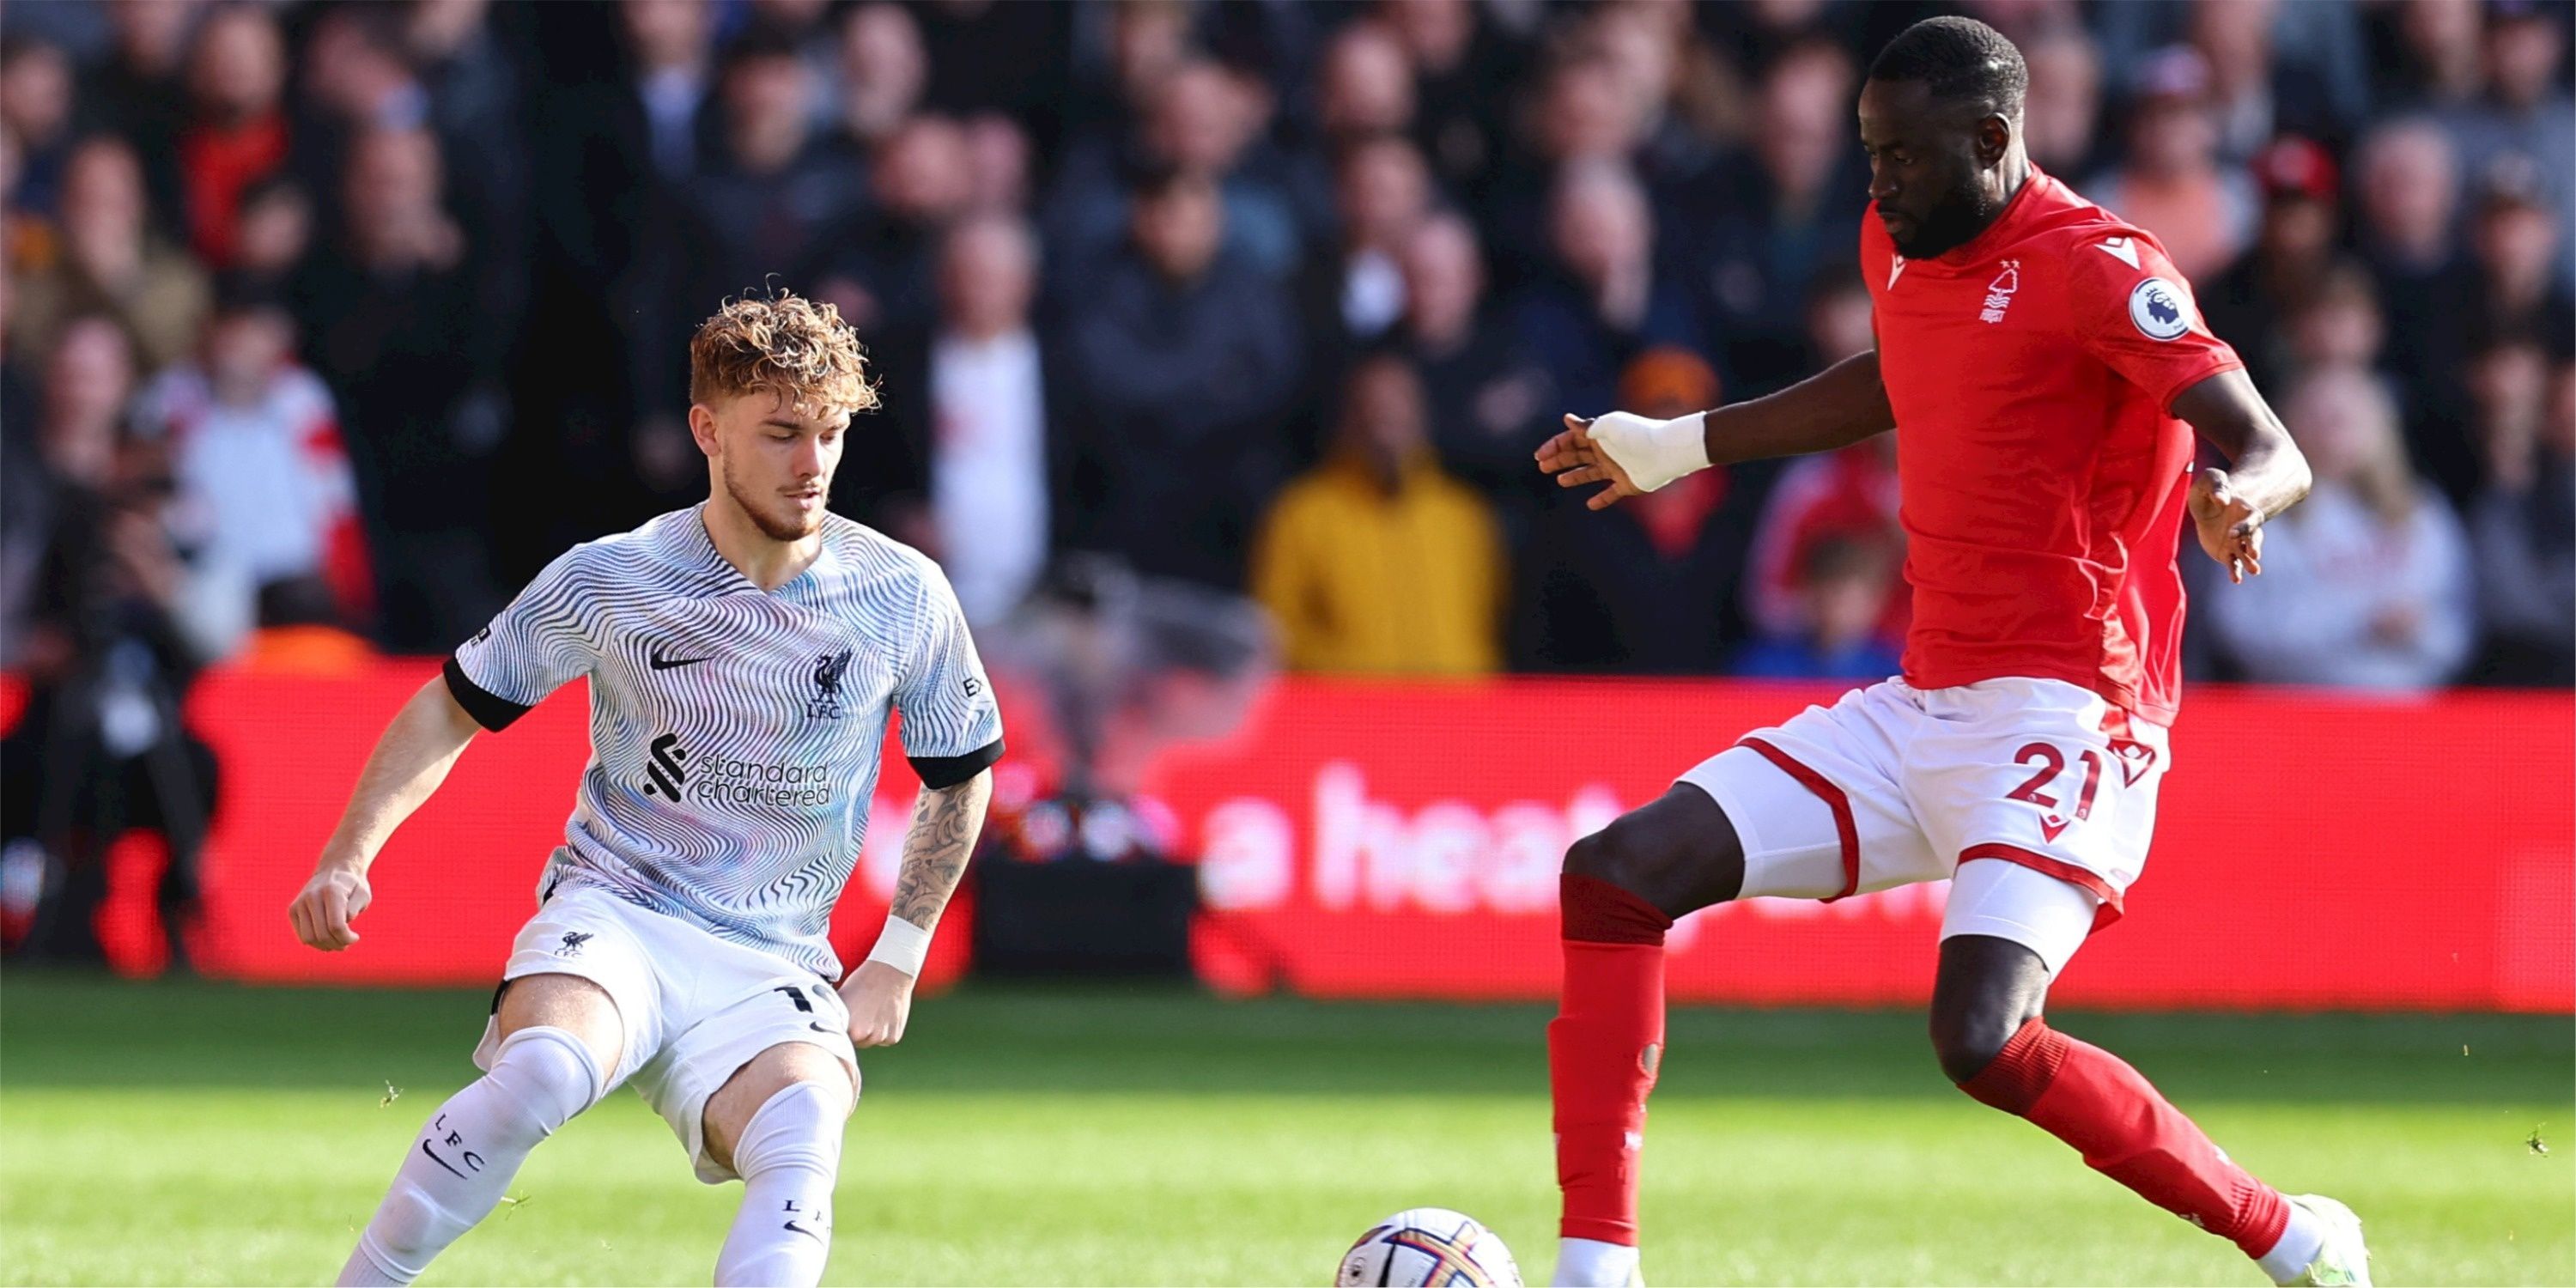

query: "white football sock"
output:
714 1082 846 1288
2257 1200 2326 1284
1552 1236 1638 1287
337 1026 601 1286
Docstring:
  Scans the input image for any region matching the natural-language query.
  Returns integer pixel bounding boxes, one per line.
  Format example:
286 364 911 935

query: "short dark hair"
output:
1868 16 2027 120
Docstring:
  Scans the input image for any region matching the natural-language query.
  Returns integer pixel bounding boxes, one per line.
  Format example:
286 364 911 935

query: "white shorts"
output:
471 884 860 1183
1678 677 2172 975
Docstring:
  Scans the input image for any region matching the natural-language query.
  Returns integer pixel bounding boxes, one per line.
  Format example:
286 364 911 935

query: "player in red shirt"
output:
1533 18 2370 1287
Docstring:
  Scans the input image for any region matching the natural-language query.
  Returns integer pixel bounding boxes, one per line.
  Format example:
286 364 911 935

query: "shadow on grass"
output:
2 972 2566 1107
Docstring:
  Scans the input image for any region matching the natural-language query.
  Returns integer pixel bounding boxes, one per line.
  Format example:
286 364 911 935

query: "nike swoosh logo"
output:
783 1218 825 1241
420 1140 466 1179
807 1021 834 1034
649 652 711 671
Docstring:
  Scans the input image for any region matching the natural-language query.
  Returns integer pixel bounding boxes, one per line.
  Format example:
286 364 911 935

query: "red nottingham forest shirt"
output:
1859 167 2242 726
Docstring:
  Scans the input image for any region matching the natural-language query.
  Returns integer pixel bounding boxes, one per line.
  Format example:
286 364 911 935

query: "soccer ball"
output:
1336 1208 1523 1287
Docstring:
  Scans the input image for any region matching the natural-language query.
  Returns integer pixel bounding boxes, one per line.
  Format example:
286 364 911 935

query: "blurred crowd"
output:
1 0 2570 702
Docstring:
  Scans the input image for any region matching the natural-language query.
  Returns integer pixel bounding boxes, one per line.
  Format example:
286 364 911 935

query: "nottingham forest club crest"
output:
807 650 854 720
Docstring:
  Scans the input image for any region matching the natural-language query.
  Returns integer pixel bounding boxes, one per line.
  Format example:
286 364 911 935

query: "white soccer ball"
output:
1336 1208 1523 1287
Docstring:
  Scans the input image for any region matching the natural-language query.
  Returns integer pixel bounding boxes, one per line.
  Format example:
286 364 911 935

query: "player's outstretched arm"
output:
1536 352 1895 509
2173 368 2313 585
841 769 994 1048
288 677 485 951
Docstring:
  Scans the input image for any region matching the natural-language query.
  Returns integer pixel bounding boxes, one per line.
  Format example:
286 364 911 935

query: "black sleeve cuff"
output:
910 738 1004 789
443 656 533 732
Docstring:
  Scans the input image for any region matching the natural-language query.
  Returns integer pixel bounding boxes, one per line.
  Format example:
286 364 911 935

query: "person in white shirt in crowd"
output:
137 277 373 628
2204 365 2473 691
924 213 1051 626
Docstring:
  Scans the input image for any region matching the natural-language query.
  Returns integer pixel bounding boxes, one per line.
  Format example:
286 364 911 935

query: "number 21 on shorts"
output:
2005 743 2103 838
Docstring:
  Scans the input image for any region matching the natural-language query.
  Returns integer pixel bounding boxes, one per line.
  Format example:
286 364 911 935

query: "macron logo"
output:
2096 237 2142 270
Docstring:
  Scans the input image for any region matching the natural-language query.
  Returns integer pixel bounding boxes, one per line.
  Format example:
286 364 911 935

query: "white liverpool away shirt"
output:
444 503 1005 978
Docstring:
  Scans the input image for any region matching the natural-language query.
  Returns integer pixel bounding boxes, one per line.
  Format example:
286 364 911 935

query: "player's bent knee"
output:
1928 1000 2025 1085
705 1044 855 1176
1562 787 1746 919
734 1081 847 1177
1928 937 2051 1086
495 972 626 1078
486 1024 605 1131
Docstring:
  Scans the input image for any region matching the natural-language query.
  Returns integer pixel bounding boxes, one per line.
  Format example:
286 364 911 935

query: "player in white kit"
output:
289 292 1004 1287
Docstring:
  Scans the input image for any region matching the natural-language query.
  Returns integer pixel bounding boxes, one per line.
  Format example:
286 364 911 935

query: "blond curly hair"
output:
688 289 878 420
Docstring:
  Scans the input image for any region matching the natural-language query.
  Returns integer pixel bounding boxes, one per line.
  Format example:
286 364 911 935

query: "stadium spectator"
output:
1800 262 1875 371
82 0 197 239
300 0 527 306
2184 0 2371 162
1066 0 1192 144
1045 58 1300 283
2205 137 2344 392
2020 25 2105 178
2460 0 2575 285
1510 347 1748 675
2353 118 2466 407
2384 0 2488 111
2204 367 2473 690
810 113 969 341
2453 158 2573 355
1055 167 1301 592
296 126 501 652
1476 50 1647 295
679 27 866 314
0 33 77 222
740 0 840 126
961 112 1034 216
1583 5 1721 198
618 0 719 183
175 3 292 269
1397 211 1554 523
2412 160 2576 501
226 173 312 295
1314 20 1416 155
834 4 927 153
1728 534 1905 680
136 279 373 627
1302 133 1433 372
9 134 209 372
1743 440 1905 648
1253 354 1501 675
910 0 1072 152
1378 0 1517 201
0 317 232 969
1512 159 1702 420
2284 260 2390 376
869 214 1057 628
1681 39 1863 397
2084 45 2256 283
2466 346 2575 685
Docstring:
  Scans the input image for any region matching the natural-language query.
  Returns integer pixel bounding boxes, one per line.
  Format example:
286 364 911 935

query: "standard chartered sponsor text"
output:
692 752 835 807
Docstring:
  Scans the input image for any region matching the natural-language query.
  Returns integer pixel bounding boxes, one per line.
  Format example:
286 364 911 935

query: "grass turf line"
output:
3 975 2567 1285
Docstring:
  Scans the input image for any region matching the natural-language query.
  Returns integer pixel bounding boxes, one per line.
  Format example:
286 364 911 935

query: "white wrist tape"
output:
1587 410 1711 492
865 914 932 976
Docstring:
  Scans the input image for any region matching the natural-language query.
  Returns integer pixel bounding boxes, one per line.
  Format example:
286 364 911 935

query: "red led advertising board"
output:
27 666 2567 1011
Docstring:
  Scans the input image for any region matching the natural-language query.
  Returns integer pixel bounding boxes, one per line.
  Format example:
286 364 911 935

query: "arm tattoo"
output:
889 774 991 930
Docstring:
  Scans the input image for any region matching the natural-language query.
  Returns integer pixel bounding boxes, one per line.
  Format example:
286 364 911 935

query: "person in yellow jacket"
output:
1252 354 1505 674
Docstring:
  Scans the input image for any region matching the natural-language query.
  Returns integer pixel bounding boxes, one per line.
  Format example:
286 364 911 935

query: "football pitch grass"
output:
2 975 2567 1286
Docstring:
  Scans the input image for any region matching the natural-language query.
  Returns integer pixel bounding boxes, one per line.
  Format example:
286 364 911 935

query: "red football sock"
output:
1961 1016 2289 1257
1549 873 1673 1245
